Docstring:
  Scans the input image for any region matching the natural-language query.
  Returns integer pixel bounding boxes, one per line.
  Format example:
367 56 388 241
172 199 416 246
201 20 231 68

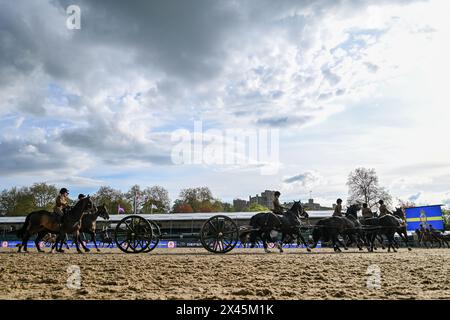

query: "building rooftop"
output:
0 210 335 224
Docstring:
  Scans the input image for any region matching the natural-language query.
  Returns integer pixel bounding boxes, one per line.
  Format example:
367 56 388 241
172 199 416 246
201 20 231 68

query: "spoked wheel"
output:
200 215 239 254
114 215 153 253
143 220 161 253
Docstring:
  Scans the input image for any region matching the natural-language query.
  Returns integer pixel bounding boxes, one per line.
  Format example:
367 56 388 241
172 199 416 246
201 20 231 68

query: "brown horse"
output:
17 196 95 253
30 204 109 253
78 204 109 252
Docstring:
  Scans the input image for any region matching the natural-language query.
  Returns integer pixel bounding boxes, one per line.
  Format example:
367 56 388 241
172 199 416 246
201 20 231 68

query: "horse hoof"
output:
408 248 412 251
85 249 91 253
97 249 101 252
307 248 311 252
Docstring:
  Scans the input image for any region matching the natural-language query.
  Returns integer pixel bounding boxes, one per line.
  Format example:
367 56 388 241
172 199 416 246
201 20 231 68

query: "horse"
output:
368 214 401 252
17 196 95 253
278 202 310 251
392 207 412 251
310 216 355 252
247 201 305 253
416 225 449 248
78 204 110 252
343 204 365 250
99 229 114 248
32 204 109 253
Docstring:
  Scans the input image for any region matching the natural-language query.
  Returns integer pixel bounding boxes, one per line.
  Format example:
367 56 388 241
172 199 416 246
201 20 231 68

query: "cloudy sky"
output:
1 0 449 208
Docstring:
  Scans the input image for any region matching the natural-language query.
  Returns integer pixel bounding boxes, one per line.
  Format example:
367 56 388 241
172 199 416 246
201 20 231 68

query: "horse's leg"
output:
50 234 60 253
74 231 83 254
22 231 32 253
337 235 348 250
297 232 311 252
64 234 70 250
377 235 385 249
387 233 397 252
355 233 364 251
79 232 90 252
34 231 46 253
18 230 28 253
57 234 65 252
332 235 341 253
369 233 376 252
90 231 100 252
261 232 270 253
401 229 412 251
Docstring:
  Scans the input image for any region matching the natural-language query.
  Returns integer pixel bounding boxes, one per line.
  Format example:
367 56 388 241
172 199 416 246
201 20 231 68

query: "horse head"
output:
393 207 405 219
79 195 95 213
345 204 360 220
97 203 110 220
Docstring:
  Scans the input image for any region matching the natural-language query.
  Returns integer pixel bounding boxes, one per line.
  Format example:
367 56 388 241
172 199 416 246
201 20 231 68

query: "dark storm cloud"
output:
52 0 242 83
0 0 424 177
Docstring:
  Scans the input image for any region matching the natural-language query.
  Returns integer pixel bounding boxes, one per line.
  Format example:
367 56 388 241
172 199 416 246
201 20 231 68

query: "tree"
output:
346 167 392 209
397 198 416 209
29 182 58 210
94 186 131 215
173 187 227 213
222 202 235 212
443 210 450 230
172 200 194 213
245 203 269 212
179 187 213 211
141 185 170 213
0 187 35 216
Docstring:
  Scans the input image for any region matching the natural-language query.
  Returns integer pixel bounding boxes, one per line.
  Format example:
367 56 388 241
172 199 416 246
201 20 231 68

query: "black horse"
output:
343 204 365 250
248 201 306 253
310 216 355 252
391 207 411 251
363 214 401 252
309 204 364 253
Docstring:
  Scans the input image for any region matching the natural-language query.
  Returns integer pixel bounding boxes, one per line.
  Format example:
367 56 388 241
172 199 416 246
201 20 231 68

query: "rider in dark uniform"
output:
265 191 283 227
378 200 391 217
272 191 285 215
361 203 373 220
332 199 343 217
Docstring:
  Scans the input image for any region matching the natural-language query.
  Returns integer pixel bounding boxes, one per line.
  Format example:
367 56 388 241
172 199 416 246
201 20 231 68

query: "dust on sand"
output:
1 248 450 300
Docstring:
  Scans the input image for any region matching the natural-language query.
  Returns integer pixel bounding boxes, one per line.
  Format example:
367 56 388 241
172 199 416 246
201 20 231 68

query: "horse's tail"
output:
17 213 33 238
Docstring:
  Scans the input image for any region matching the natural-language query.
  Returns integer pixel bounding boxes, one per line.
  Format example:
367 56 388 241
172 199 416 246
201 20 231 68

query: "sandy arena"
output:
1 248 450 300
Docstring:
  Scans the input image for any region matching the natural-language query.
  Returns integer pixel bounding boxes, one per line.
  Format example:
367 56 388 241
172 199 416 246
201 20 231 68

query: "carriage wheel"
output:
114 215 153 253
200 215 239 254
143 220 161 253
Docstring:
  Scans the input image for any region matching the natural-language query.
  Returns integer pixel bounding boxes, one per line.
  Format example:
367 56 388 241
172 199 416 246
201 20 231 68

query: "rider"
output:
263 191 283 228
332 198 343 217
378 200 391 217
272 191 285 215
361 203 373 220
53 188 69 224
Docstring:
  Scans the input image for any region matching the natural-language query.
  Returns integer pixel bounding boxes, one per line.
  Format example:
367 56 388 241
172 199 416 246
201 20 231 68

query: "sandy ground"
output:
1 247 450 300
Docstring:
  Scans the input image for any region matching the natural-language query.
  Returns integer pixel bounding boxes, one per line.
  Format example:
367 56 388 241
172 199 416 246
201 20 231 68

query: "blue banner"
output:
405 205 444 231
